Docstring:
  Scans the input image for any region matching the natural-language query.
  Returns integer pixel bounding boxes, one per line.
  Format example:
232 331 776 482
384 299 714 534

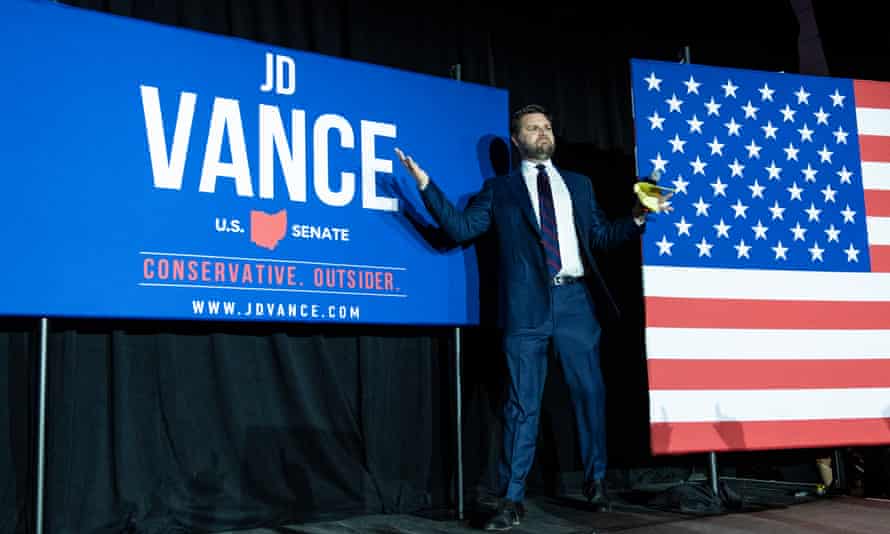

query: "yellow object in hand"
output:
634 181 674 213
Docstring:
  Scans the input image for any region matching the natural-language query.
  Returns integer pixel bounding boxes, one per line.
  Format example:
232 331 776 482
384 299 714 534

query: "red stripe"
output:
541 238 559 256
859 135 890 163
648 359 890 390
855 79 890 109
865 189 890 217
651 417 890 455
870 245 890 272
541 225 558 241
645 296 890 329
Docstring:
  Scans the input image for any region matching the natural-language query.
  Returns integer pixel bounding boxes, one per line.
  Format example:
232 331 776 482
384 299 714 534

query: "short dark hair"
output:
511 104 552 136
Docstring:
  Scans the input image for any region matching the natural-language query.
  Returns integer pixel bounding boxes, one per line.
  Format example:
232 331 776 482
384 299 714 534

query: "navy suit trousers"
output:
497 281 606 502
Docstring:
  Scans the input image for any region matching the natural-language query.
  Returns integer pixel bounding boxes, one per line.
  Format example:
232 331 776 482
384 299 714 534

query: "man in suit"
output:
396 104 662 530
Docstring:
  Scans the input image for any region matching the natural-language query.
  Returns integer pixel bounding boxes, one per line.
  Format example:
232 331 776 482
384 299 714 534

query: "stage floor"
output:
225 494 890 533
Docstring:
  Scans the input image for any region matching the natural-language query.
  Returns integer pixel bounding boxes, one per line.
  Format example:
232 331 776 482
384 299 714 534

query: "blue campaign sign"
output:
0 1 508 325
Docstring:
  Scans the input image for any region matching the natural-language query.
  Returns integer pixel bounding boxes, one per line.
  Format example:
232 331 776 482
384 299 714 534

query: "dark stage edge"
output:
221 494 890 533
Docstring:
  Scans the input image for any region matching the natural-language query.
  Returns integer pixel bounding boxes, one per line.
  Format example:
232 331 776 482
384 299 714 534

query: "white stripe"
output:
650 387 890 422
868 217 890 245
646 328 890 359
643 266 890 300
862 162 890 190
856 108 890 136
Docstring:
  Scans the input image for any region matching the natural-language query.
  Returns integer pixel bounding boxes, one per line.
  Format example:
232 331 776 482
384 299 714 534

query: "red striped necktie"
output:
536 164 562 277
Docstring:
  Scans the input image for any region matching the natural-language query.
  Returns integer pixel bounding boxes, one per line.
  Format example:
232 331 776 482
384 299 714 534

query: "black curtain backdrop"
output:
6 1 883 532
811 1 890 82
6 319 455 533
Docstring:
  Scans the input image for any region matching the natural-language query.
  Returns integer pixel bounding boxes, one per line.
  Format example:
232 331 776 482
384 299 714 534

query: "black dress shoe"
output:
583 479 609 507
483 500 522 531
515 501 526 521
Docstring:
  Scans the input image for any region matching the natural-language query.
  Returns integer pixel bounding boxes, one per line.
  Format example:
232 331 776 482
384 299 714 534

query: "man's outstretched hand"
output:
395 148 430 190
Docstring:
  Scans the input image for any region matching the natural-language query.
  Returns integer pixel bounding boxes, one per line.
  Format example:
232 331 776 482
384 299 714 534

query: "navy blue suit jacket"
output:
420 168 641 333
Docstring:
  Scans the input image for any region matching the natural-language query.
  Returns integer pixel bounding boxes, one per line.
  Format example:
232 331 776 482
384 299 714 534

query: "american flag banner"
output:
630 59 890 455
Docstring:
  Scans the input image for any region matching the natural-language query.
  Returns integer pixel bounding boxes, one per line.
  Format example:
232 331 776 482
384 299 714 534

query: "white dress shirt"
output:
520 159 585 278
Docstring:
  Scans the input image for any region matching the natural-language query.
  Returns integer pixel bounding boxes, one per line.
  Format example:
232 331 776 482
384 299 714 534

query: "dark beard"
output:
524 139 554 160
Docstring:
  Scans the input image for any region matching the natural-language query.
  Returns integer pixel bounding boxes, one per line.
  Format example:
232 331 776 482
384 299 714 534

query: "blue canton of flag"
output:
631 59 870 272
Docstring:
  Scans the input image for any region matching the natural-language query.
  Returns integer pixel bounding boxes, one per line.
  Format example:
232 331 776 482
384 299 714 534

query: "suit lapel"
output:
561 171 580 220
561 170 588 236
506 169 541 237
